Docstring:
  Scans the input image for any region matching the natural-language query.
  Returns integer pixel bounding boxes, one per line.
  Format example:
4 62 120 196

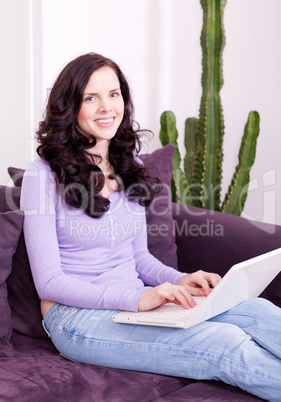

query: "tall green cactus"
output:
160 0 260 216
159 112 192 205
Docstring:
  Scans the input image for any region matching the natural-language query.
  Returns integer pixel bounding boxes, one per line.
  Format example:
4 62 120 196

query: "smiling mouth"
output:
95 117 114 124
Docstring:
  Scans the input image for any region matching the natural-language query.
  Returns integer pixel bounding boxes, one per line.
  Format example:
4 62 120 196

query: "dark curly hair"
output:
36 53 161 218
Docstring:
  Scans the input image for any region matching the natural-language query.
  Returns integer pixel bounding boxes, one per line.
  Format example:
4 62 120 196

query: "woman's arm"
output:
132 208 221 311
132 207 187 285
138 271 221 311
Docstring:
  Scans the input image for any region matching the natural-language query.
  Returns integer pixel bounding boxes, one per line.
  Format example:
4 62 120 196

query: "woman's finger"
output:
210 273 222 288
158 286 196 309
188 271 222 296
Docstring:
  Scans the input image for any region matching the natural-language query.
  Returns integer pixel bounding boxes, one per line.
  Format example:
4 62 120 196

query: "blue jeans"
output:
43 297 281 401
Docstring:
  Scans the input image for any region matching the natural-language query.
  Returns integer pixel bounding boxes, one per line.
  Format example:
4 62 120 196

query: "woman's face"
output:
77 66 125 148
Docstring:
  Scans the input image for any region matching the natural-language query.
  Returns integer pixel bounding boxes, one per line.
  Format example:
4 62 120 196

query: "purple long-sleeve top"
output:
20 158 186 312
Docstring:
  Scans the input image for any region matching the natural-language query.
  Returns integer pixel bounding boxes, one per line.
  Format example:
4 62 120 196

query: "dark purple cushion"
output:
7 232 48 340
0 210 24 356
0 185 21 213
0 185 47 340
140 144 178 269
7 167 24 188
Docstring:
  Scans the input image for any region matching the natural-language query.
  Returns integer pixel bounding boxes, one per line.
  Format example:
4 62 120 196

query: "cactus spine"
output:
159 0 260 215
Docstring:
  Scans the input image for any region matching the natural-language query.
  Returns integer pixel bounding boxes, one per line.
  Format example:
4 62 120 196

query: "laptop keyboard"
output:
145 296 207 320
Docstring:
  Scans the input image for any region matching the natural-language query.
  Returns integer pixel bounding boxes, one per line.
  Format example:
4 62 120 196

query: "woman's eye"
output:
85 96 97 102
111 92 120 98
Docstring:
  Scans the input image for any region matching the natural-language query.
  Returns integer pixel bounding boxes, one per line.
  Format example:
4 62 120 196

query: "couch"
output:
1 144 280 401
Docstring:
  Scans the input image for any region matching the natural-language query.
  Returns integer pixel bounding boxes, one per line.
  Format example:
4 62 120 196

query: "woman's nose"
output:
98 99 112 113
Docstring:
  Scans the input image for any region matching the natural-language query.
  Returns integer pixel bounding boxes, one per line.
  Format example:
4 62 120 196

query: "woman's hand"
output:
178 270 221 297
138 271 221 312
138 282 197 312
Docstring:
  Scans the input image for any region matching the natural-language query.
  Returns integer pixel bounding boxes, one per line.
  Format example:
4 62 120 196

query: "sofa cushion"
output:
0 185 21 213
7 231 48 340
139 144 178 268
7 167 24 188
0 186 47 340
0 210 24 356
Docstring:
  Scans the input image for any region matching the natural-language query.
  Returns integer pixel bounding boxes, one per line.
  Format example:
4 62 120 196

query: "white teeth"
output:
96 118 114 124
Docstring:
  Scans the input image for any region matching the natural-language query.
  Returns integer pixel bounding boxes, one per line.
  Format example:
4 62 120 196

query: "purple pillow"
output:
7 167 24 188
0 210 24 356
139 145 178 268
0 186 47 340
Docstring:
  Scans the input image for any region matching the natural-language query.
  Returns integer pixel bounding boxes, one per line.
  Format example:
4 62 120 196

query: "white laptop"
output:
112 248 281 329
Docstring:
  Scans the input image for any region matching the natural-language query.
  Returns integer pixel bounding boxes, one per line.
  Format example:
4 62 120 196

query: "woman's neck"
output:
88 139 109 160
86 140 112 173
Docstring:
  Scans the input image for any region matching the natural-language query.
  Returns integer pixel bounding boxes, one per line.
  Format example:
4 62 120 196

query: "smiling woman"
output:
35 53 158 218
19 52 281 402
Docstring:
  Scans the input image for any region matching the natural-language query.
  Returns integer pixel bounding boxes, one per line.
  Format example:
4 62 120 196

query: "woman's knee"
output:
243 297 272 308
195 321 250 351
224 297 274 316
236 297 276 315
211 297 280 329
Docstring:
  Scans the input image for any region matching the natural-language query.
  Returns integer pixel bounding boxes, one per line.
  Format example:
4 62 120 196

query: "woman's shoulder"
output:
26 156 51 171
24 157 54 185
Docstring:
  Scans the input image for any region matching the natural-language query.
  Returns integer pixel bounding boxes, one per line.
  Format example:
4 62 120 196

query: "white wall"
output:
222 1 281 225
0 0 42 186
0 0 32 186
1 0 281 225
